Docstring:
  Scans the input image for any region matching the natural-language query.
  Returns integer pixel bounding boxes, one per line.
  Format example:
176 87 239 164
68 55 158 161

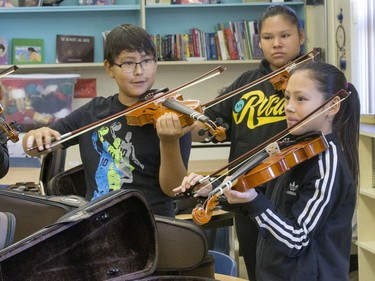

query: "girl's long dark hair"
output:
292 62 360 186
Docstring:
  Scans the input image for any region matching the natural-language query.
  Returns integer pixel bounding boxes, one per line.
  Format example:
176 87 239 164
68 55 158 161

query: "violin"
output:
190 88 351 225
192 133 329 225
125 93 227 142
0 65 21 143
0 115 20 143
233 135 328 192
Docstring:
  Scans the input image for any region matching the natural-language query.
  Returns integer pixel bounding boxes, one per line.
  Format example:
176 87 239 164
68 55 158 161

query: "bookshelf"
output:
357 119 375 281
0 0 305 66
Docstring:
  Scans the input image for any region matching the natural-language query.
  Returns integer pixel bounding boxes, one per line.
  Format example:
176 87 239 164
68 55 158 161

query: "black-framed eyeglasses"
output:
114 58 157 73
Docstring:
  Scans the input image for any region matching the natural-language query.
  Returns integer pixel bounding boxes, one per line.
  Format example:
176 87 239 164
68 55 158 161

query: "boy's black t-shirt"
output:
50 94 191 217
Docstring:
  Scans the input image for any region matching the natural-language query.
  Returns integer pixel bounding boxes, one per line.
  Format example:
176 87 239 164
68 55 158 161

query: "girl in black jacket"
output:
176 61 360 281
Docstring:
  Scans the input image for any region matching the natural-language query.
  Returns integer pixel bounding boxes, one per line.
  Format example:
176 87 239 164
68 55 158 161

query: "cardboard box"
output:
0 74 79 131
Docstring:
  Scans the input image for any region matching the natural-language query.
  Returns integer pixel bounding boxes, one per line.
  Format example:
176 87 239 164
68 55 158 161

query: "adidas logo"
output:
286 181 299 196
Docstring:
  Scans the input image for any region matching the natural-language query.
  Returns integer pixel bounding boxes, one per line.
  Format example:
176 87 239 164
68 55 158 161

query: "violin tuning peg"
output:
215 117 223 125
198 128 207 136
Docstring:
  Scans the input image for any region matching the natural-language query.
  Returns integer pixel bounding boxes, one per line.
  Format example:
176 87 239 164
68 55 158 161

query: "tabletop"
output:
215 273 249 281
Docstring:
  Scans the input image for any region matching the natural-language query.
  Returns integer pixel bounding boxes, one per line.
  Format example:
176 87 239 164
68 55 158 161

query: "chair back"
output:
208 249 237 277
46 164 86 197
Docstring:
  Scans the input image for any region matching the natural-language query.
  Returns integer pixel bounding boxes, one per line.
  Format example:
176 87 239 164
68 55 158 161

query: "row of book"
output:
147 0 222 5
151 20 263 62
0 35 95 65
0 0 114 8
0 20 261 66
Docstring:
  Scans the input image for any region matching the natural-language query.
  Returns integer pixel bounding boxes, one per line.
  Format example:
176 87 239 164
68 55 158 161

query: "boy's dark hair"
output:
104 24 156 65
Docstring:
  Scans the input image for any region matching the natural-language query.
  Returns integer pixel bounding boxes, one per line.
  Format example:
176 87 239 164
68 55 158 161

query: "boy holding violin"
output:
176 61 360 281
22 24 194 217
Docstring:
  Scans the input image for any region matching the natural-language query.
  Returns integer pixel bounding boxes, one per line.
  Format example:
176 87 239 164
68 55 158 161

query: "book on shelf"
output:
216 29 229 61
79 0 114 5
205 32 218 61
171 0 209 4
146 0 170 4
18 0 42 6
191 28 202 58
252 33 264 59
12 38 44 64
0 37 8 65
1 0 19 7
223 27 237 60
56 35 94 63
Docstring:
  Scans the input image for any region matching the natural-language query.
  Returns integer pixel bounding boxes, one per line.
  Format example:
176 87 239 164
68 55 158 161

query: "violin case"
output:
0 189 216 281
0 188 87 243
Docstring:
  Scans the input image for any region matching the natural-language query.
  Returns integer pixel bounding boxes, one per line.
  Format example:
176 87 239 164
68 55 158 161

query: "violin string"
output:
193 89 350 198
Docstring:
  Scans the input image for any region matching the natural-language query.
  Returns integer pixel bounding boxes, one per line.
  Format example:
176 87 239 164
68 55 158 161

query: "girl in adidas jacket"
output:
175 61 359 281
223 61 360 281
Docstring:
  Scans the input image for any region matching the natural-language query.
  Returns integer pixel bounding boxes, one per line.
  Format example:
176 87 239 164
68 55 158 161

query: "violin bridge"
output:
265 142 280 156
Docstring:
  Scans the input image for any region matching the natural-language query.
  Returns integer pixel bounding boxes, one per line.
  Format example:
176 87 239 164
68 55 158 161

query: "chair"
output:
46 164 86 197
208 249 237 277
39 149 67 189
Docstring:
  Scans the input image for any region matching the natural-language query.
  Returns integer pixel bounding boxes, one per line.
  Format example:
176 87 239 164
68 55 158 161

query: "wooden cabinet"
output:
357 120 375 280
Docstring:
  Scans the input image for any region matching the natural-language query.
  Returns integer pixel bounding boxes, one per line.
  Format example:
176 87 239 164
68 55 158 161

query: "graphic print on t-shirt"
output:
233 90 286 128
91 121 145 200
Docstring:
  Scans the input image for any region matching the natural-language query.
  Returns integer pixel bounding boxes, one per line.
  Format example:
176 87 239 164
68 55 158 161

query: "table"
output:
176 209 234 230
0 167 40 187
214 273 248 281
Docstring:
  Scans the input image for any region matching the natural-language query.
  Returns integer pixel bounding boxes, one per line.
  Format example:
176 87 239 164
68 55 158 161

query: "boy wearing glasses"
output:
22 24 194 217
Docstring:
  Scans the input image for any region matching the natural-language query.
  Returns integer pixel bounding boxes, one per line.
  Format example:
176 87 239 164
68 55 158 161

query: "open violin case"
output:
0 189 216 281
0 188 87 243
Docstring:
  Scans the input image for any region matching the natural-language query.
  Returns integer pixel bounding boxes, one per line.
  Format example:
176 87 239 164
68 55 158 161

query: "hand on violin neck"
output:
156 112 196 142
173 173 213 198
223 187 258 204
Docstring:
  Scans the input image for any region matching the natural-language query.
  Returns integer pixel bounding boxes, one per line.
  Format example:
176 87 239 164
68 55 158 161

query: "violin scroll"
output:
0 117 20 143
198 117 228 143
191 194 220 225
269 70 290 91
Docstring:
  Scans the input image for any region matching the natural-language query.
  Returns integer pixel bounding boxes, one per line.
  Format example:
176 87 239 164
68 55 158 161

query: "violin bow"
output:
0 65 18 79
203 50 318 109
28 66 226 152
